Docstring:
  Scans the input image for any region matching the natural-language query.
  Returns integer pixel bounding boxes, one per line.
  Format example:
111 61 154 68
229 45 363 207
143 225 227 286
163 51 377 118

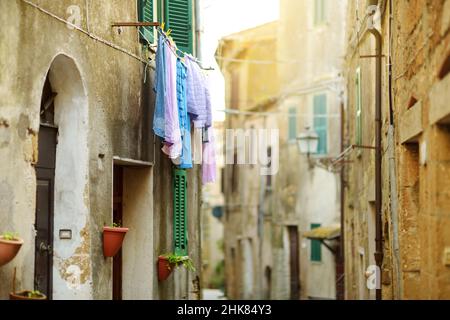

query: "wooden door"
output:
288 226 300 300
35 125 57 299
112 166 123 300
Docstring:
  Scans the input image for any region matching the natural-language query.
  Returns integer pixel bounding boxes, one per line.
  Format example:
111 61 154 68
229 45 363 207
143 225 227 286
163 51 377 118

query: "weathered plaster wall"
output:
122 167 153 300
0 0 201 300
50 54 92 299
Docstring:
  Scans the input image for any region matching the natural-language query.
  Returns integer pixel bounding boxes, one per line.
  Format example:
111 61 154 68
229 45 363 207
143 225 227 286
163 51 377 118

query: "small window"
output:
310 223 322 262
313 94 328 155
288 107 297 142
314 0 326 25
355 68 362 146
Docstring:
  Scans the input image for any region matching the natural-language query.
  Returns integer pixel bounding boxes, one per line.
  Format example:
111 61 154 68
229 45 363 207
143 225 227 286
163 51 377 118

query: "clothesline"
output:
215 108 341 117
155 27 215 71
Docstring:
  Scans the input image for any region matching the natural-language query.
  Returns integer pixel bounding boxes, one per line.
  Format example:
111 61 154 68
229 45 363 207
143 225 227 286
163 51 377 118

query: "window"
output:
355 67 362 146
138 0 155 44
314 0 326 25
164 0 194 54
288 107 297 142
313 94 328 155
173 168 188 255
310 223 322 262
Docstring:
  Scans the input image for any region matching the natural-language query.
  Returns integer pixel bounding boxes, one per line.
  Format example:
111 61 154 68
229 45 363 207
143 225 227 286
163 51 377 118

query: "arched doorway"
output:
35 54 90 299
35 74 58 298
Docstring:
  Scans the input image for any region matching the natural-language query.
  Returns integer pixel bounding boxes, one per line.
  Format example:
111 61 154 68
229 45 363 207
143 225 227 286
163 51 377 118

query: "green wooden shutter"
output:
288 107 297 141
173 168 188 256
313 94 328 154
164 0 193 54
310 223 322 262
355 67 362 146
138 0 154 43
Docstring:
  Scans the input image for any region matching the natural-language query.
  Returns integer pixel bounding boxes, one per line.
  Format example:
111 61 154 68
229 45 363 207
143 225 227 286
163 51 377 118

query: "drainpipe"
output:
195 0 203 60
339 101 345 300
387 0 402 299
367 12 383 301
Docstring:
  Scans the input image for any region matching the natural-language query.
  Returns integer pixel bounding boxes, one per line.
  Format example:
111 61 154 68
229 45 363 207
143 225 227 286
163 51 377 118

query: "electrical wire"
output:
21 0 150 65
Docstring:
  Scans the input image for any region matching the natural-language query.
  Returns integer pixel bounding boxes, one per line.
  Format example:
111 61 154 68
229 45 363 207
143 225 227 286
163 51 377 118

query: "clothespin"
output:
167 28 172 37
161 22 165 31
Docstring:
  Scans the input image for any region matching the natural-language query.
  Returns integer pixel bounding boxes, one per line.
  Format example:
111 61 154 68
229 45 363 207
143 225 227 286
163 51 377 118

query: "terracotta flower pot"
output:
158 256 175 281
0 236 24 266
9 290 47 300
103 226 129 257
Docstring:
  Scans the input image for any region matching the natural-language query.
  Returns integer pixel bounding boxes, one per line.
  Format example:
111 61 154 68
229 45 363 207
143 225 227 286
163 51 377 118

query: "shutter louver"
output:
165 0 193 54
138 0 154 43
173 168 188 256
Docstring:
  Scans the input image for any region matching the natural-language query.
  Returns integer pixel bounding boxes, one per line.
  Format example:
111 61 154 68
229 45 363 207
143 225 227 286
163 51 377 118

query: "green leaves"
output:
27 290 43 298
1 232 19 241
112 221 122 228
162 252 196 272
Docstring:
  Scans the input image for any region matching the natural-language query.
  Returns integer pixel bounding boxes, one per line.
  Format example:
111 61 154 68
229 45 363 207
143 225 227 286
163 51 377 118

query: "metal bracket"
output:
111 22 160 27
360 54 386 59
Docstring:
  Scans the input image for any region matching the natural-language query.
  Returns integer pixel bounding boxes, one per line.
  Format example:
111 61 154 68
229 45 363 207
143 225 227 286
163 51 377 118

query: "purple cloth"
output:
161 44 182 159
202 127 216 184
186 56 212 128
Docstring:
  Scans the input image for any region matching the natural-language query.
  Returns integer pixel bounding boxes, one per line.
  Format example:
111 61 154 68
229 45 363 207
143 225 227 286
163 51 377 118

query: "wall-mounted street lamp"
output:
296 127 319 168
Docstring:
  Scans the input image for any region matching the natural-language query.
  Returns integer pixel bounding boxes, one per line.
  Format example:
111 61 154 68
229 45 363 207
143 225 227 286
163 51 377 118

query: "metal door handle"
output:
39 242 52 253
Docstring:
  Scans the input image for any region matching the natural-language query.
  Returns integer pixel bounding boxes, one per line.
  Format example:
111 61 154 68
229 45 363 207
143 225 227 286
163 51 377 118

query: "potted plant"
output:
0 232 24 266
158 253 195 281
10 290 47 300
9 268 47 300
103 222 129 257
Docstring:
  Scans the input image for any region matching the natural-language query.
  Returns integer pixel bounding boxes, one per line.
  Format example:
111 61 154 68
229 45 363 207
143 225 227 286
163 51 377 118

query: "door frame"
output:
287 225 300 300
34 124 57 299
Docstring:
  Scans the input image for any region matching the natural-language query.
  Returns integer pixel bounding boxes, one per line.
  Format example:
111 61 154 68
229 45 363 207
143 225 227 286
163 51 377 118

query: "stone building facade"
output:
0 0 202 300
217 21 280 300
274 0 347 300
218 0 347 300
343 0 450 299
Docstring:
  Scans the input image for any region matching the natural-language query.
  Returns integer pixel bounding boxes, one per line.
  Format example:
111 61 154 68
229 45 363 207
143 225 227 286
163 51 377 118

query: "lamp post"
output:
296 127 319 168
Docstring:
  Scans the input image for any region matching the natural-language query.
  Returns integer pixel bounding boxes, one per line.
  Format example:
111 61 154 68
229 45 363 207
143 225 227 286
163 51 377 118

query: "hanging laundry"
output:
202 127 216 184
153 33 166 139
201 75 216 183
176 58 192 169
161 42 182 159
152 27 216 183
185 55 212 129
